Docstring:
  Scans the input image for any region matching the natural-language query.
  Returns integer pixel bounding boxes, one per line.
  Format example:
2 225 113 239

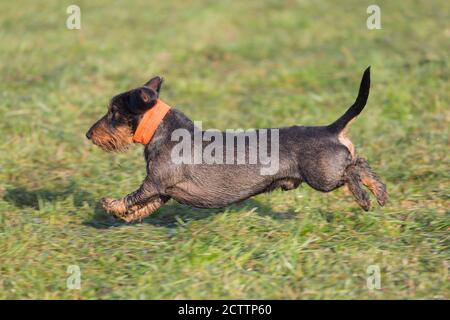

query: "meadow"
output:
0 0 448 299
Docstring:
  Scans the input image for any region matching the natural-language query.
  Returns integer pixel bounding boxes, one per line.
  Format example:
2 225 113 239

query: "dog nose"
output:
86 129 93 140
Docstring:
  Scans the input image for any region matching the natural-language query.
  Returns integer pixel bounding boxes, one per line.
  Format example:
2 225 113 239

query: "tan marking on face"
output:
90 117 133 152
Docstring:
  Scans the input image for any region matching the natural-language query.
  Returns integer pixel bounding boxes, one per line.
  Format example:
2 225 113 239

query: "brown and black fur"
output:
86 67 387 222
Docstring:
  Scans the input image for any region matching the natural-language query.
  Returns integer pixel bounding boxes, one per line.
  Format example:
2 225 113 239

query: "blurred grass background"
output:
0 0 449 299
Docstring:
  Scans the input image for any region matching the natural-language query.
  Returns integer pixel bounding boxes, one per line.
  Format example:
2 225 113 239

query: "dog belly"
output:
167 181 265 208
166 168 302 208
166 166 274 208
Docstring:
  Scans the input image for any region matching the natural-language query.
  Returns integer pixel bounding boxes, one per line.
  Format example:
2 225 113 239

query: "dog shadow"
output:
2 184 299 230
3 182 95 209
85 198 299 229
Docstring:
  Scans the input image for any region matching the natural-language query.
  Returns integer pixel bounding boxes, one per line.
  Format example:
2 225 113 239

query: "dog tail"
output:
327 67 370 133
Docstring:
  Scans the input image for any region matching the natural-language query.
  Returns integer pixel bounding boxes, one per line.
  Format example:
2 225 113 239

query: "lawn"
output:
0 0 448 299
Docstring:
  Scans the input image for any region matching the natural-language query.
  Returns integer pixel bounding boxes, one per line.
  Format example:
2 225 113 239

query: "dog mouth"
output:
87 124 134 153
90 136 132 153
91 140 124 152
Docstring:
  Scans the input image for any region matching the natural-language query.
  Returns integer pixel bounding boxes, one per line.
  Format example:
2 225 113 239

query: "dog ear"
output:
129 87 157 114
144 76 164 93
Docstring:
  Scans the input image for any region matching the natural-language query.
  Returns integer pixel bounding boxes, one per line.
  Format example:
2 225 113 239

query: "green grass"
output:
0 0 449 299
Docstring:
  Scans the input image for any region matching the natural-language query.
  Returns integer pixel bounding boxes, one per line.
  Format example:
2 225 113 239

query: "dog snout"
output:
86 128 93 140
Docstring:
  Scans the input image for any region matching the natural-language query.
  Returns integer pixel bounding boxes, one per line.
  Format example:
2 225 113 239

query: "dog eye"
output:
111 111 119 121
107 110 117 122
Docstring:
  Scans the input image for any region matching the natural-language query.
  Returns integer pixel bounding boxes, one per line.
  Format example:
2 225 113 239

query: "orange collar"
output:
133 99 171 145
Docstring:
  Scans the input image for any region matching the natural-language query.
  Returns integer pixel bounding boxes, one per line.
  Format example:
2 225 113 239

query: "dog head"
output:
85 76 163 152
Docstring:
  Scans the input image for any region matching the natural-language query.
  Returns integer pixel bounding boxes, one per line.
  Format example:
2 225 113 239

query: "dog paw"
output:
101 197 127 216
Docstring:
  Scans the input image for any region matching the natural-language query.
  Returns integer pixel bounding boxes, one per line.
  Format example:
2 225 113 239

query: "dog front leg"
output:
101 182 164 218
116 196 170 222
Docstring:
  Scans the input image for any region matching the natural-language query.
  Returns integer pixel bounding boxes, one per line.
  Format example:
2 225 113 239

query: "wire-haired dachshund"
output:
86 67 387 222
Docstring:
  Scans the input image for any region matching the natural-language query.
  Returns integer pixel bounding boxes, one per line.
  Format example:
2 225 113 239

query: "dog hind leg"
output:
345 164 371 211
355 157 388 206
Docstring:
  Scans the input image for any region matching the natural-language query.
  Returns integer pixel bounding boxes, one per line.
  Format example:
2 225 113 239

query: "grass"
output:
0 0 449 299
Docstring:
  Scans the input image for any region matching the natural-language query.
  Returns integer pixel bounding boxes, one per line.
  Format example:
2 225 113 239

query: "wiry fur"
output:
89 116 133 152
86 68 387 222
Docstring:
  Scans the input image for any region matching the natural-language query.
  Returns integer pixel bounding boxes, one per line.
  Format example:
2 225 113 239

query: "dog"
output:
86 67 387 222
